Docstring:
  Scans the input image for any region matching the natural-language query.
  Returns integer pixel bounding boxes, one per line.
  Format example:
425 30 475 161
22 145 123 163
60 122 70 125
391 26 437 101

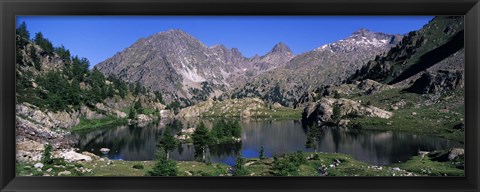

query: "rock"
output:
418 151 430 159
62 151 92 162
95 103 107 111
111 109 127 118
453 122 464 130
80 106 105 120
448 148 464 161
302 98 392 125
160 110 173 119
357 79 393 95
82 151 99 159
338 119 350 127
136 114 153 124
17 140 45 151
58 171 71 176
392 167 401 171
430 148 465 162
100 148 110 153
177 100 214 118
411 112 417 116
407 70 464 94
34 163 44 169
273 102 284 108
241 109 251 117
184 171 193 176
47 168 53 172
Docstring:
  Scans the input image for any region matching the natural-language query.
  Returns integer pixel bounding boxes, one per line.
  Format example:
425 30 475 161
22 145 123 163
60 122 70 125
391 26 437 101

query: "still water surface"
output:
74 119 461 166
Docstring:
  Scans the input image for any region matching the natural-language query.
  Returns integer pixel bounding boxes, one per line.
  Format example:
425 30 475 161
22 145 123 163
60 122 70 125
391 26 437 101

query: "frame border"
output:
1 0 479 192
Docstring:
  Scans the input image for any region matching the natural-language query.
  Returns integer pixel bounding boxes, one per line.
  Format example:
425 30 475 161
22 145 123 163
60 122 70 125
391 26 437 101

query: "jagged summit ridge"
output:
316 29 400 53
270 42 292 54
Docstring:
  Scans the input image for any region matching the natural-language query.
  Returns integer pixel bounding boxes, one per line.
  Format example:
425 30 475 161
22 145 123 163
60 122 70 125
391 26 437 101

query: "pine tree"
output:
134 99 143 114
332 104 342 123
192 121 211 162
259 146 266 159
16 21 30 48
42 143 53 165
158 125 177 160
34 32 54 55
146 146 178 176
29 46 41 70
305 125 320 153
233 156 249 176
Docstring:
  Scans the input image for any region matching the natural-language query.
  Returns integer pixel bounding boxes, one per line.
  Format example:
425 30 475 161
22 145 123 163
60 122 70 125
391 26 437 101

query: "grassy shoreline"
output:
346 88 465 143
71 116 128 132
17 151 460 177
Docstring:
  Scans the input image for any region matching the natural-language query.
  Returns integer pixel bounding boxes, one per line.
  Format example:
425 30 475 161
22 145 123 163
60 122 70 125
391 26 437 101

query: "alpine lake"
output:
73 118 462 166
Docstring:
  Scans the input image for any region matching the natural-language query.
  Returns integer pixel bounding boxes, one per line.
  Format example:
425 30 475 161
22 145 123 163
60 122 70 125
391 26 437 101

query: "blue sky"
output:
17 16 433 67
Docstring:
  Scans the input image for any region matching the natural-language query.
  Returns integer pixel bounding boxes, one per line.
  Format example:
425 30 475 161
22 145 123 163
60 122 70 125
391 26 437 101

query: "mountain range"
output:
95 27 401 106
95 16 463 107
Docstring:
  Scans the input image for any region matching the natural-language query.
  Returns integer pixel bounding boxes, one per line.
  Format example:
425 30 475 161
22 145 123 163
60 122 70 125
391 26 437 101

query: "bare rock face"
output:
80 106 105 120
176 100 215 118
407 70 464 94
302 98 393 124
249 42 294 71
16 103 80 129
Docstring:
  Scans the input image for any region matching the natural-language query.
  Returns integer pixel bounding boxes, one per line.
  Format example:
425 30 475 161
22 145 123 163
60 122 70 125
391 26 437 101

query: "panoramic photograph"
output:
15 16 465 177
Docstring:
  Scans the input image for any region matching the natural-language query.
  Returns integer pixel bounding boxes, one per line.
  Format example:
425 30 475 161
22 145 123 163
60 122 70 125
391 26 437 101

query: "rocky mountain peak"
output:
270 42 292 54
315 29 398 54
352 28 375 36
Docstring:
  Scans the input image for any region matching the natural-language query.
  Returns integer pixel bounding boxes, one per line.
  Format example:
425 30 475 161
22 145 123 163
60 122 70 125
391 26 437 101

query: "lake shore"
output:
16 151 464 177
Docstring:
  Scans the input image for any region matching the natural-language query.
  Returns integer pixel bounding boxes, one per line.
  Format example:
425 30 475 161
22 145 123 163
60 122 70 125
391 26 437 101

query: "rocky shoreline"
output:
15 101 169 164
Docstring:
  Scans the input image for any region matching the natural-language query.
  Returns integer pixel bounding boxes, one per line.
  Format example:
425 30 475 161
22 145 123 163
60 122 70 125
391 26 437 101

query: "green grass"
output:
71 116 128 132
390 155 464 176
20 151 463 177
80 160 229 176
347 88 465 143
17 159 87 176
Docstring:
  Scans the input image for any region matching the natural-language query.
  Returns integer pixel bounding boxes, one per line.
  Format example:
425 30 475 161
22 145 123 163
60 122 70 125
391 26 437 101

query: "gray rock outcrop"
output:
302 98 393 124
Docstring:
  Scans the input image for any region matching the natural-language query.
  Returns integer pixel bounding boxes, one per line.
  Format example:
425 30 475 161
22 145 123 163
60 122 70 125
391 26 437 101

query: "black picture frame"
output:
1 0 479 192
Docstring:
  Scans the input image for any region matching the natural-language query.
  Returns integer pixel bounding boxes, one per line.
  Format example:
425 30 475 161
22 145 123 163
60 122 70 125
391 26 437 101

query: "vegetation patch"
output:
72 116 128 132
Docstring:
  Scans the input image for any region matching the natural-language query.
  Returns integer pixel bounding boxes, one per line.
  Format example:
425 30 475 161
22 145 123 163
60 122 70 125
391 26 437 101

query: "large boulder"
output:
160 110 174 119
61 151 93 162
302 98 392 124
430 148 465 162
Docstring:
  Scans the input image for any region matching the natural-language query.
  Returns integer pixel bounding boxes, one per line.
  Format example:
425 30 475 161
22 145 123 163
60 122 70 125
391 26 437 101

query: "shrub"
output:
42 143 53 165
233 157 249 176
132 164 144 169
146 146 177 176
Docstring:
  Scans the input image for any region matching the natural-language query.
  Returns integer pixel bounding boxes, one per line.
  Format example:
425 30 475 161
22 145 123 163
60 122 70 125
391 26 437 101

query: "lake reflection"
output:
74 119 461 166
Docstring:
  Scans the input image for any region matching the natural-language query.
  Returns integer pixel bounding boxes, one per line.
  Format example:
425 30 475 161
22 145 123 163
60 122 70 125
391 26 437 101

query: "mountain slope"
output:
228 29 401 107
95 30 295 105
347 16 464 85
